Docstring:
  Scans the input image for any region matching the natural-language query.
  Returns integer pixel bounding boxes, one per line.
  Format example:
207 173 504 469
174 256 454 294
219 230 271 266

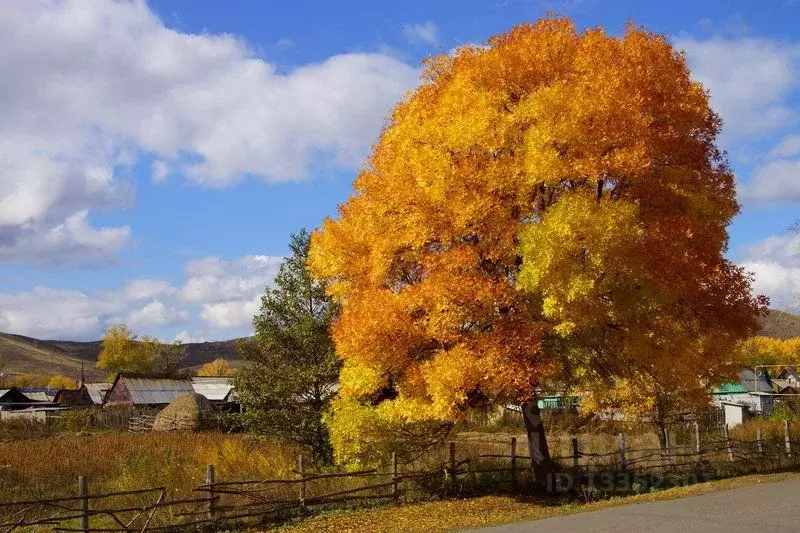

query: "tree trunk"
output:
521 393 554 488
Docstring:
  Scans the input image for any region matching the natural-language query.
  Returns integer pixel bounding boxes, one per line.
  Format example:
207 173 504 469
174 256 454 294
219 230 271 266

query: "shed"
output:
54 385 95 407
190 377 234 403
722 401 750 428
20 389 58 403
0 388 39 411
103 374 194 408
84 383 112 405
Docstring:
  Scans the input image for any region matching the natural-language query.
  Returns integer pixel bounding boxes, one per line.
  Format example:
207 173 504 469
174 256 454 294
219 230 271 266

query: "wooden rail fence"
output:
3 424 800 532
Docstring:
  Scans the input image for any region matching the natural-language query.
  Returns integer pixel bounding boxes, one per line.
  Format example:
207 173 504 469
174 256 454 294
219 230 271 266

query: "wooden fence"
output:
3 423 800 532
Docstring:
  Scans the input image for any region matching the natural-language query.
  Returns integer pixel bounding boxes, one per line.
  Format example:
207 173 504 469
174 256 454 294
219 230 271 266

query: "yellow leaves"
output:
196 358 235 377
309 15 764 465
518 192 643 334
739 336 800 368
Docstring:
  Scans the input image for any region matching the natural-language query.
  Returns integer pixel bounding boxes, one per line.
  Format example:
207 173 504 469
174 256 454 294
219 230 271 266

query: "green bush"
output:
61 409 94 431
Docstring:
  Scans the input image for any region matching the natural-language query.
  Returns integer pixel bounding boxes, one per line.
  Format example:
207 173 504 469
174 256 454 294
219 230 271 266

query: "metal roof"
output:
84 383 111 405
190 377 234 402
22 391 55 402
121 377 194 405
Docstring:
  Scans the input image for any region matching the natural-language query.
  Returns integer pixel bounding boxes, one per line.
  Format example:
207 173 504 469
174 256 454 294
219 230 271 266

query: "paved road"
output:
464 476 800 533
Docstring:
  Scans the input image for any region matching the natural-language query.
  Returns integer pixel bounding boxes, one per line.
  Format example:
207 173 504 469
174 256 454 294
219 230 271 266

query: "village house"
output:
54 385 95 407
712 368 775 416
103 374 195 408
102 374 238 410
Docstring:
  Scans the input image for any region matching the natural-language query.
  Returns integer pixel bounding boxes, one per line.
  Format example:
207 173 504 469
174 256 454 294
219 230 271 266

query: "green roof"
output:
714 383 748 394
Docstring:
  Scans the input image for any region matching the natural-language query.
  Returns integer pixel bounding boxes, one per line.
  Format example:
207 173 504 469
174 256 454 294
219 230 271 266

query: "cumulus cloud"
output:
739 158 800 203
0 251 282 340
126 300 190 327
676 35 800 141
0 211 130 264
769 135 800 159
402 22 439 46
200 300 261 330
177 255 281 330
178 255 282 303
0 0 419 264
120 278 176 301
0 287 124 339
740 233 800 308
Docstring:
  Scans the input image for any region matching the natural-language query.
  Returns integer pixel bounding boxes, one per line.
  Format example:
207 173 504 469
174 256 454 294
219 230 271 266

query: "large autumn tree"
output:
309 19 765 478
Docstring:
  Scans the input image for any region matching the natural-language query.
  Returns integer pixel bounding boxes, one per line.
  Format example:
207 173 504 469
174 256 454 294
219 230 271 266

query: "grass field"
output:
0 431 298 502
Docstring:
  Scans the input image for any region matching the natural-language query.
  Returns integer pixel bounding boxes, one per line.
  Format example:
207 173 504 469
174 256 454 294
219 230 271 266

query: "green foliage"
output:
769 403 798 422
236 230 340 464
61 409 93 432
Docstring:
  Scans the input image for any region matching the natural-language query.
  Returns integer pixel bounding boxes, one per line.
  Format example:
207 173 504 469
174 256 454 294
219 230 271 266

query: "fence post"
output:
723 425 734 462
757 428 764 456
510 437 518 488
449 441 457 486
618 433 627 470
664 428 676 471
391 452 399 502
784 420 792 458
298 454 306 510
78 475 89 533
572 437 579 471
205 464 216 521
694 421 701 456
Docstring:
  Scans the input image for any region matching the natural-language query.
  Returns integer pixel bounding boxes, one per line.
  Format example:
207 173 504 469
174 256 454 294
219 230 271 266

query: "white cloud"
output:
150 160 170 183
676 35 800 141
403 22 439 46
0 211 131 264
739 158 800 203
769 134 800 159
0 287 124 339
174 330 208 344
120 278 175 301
0 251 281 340
740 233 800 308
200 299 260 330
0 0 418 264
178 255 281 303
126 300 190 327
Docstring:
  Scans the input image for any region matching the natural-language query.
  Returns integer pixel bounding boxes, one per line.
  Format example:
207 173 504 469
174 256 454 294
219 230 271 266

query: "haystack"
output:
153 393 216 431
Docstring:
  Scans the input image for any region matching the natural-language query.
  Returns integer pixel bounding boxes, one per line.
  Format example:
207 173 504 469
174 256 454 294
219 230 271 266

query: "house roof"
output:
20 389 58 402
776 367 799 380
0 388 36 404
54 387 94 406
715 369 774 395
111 375 194 405
190 377 234 402
84 383 111 404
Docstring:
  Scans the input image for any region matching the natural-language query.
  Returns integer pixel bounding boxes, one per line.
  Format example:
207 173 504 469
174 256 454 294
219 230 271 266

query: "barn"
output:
103 374 195 408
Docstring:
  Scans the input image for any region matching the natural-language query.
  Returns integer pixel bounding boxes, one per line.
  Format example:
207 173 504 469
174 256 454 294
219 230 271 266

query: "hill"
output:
758 309 800 340
0 332 243 382
1 309 797 382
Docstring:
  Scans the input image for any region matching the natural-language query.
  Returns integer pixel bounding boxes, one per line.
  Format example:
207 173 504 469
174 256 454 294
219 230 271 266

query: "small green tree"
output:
236 230 340 464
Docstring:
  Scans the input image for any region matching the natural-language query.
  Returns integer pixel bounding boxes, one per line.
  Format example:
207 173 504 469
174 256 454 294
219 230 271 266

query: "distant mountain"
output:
1 308 796 382
758 309 800 340
0 332 244 382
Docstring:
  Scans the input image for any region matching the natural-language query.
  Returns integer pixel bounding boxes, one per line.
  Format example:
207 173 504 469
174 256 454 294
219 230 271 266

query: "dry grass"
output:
273 472 800 533
0 432 298 501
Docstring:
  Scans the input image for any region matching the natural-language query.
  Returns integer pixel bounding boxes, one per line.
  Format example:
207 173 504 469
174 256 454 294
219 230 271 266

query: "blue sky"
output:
0 0 798 342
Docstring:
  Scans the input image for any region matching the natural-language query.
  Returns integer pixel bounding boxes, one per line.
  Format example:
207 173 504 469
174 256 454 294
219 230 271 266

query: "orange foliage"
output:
309 18 765 462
